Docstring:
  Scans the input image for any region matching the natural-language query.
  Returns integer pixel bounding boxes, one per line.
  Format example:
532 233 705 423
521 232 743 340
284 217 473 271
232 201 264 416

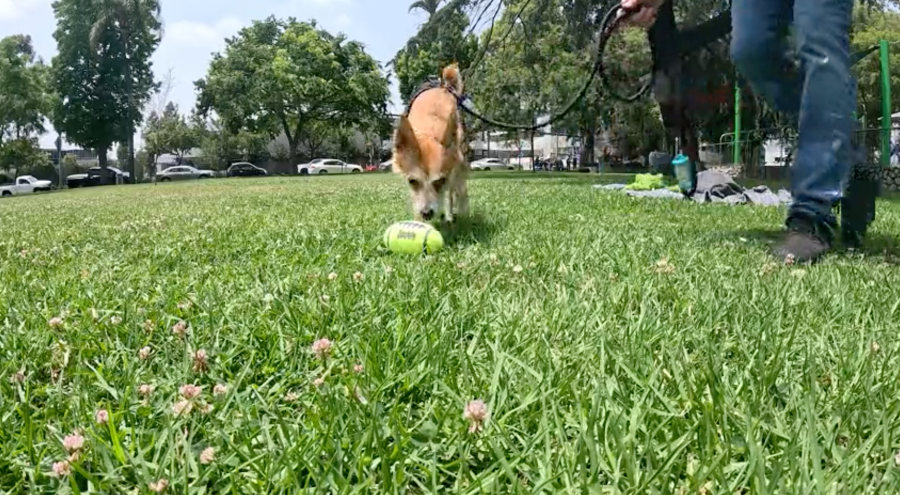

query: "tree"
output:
851 8 900 132
90 0 162 182
51 0 158 184
411 0 893 171
61 152 79 176
141 102 201 164
392 3 478 108
147 66 176 117
0 35 52 177
142 110 165 175
0 137 49 177
299 120 340 159
192 115 269 170
116 142 129 164
409 0 444 17
135 148 150 177
465 0 665 163
195 17 390 168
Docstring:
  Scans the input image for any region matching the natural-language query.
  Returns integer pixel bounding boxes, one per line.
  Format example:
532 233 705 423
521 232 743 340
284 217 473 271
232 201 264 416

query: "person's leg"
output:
729 0 799 115
731 0 855 262
774 0 854 261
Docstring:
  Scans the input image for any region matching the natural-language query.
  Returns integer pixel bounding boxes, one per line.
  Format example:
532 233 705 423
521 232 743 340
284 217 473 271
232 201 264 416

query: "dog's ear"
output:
442 112 458 148
393 115 420 163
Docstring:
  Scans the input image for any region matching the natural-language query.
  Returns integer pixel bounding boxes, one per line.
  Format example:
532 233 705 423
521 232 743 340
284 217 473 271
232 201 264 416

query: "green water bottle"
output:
671 153 697 197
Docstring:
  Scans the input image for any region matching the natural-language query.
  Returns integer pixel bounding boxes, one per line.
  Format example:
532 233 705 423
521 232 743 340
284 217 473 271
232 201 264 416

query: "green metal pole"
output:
733 81 742 165
880 39 891 168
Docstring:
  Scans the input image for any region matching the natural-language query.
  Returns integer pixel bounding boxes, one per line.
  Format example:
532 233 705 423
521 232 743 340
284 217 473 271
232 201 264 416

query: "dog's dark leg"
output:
649 1 703 175
841 129 881 248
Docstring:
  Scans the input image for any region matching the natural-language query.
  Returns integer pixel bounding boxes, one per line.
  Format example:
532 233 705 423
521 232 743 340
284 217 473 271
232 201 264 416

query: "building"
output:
42 148 99 166
469 130 580 169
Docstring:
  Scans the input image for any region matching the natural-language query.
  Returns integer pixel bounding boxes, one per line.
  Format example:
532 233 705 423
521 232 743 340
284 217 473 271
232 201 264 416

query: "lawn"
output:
3 172 900 493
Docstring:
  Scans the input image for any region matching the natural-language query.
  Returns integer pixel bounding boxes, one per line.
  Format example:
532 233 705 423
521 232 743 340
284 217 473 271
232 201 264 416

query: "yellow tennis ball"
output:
383 221 444 254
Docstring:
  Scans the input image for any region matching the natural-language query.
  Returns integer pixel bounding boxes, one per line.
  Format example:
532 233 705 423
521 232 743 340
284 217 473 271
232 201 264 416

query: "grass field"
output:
4 172 900 493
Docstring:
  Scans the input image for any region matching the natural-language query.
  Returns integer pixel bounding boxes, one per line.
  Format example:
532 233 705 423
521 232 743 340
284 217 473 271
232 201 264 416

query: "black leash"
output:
451 3 637 131
596 3 652 103
444 1 732 131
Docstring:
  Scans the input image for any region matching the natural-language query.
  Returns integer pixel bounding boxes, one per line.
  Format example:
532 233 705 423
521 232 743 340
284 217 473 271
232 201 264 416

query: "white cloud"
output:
0 0 44 21
166 16 244 48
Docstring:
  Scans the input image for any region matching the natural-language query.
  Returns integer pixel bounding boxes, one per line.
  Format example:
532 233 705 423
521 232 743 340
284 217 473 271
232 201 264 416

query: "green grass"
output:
3 172 900 493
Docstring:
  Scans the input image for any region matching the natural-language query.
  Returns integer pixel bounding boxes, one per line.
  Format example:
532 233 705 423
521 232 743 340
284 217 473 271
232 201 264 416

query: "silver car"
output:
470 158 516 171
157 165 215 181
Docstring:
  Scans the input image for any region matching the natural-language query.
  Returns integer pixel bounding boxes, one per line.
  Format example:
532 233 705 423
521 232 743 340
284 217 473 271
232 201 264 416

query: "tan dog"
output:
392 64 469 223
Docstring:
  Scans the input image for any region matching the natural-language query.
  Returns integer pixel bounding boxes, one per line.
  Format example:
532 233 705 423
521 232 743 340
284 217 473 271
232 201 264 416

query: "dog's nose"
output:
420 209 434 220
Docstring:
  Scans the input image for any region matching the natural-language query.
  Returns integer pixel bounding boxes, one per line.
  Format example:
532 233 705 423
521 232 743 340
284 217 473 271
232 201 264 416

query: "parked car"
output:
157 165 215 181
470 158 515 171
66 166 132 188
227 162 267 177
0 175 52 197
296 158 363 175
378 159 393 172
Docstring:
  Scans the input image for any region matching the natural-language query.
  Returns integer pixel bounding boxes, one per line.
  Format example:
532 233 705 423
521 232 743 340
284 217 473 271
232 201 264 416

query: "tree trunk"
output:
124 37 136 181
130 133 140 182
56 132 63 188
581 130 595 167
288 139 299 173
98 147 110 184
530 129 535 172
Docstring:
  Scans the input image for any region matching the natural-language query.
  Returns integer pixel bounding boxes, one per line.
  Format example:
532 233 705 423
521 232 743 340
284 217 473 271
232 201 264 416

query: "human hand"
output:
619 0 666 28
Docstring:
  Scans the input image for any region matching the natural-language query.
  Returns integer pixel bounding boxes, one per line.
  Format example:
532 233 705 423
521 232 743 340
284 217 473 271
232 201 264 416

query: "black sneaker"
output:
772 219 832 264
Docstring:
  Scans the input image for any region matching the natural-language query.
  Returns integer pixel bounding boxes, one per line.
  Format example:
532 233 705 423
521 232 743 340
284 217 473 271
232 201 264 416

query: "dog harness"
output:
403 76 470 144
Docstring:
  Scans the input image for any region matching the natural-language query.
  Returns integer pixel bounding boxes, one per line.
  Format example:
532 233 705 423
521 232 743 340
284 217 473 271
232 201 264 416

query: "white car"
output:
0 175 52 197
470 158 516 171
297 158 363 175
157 165 215 181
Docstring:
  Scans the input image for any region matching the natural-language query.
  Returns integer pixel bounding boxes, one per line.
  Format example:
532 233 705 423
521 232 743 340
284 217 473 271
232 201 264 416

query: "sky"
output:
0 0 427 148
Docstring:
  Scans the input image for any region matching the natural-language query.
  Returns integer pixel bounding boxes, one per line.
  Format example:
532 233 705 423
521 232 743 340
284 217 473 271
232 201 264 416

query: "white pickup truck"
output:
0 175 53 197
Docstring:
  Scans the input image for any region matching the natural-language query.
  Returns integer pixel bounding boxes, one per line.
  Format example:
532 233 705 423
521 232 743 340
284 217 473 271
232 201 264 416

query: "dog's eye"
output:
408 179 420 188
432 178 445 191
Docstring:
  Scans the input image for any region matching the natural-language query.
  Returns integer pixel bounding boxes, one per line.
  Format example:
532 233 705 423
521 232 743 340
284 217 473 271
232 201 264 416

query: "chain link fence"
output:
697 125 899 184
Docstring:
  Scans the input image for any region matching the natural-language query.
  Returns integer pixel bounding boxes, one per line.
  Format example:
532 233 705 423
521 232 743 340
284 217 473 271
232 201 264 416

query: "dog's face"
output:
392 113 461 221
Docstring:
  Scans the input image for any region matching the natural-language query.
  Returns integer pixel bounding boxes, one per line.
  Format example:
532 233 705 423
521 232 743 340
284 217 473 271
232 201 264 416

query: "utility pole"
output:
880 39 891 168
733 78 741 167
55 133 63 189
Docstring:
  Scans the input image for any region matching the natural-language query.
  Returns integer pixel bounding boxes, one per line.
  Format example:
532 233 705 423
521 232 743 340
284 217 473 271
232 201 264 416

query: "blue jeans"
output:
730 0 855 234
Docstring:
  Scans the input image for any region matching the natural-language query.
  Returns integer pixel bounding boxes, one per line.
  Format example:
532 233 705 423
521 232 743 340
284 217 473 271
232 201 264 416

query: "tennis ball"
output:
383 221 444 254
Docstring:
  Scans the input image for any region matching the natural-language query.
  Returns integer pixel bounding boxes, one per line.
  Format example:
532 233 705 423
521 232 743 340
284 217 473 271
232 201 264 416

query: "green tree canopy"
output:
405 0 898 166
409 0 444 16
90 0 163 181
51 0 160 182
392 3 478 109
142 102 202 165
0 35 53 178
195 17 390 167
